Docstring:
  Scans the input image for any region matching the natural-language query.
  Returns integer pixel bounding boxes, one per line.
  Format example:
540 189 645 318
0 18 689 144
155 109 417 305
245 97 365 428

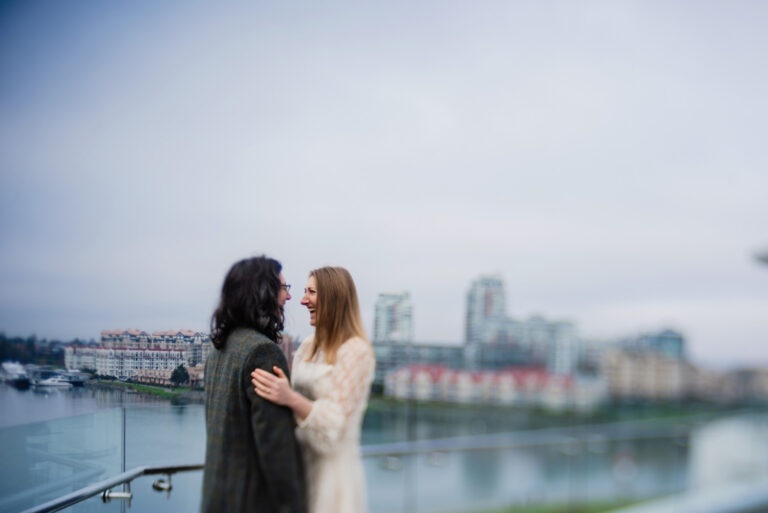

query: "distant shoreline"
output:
88 380 205 403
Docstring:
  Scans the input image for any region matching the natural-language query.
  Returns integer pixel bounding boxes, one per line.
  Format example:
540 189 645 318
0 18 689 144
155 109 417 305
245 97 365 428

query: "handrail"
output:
360 418 693 457
17 428 768 513
20 463 204 513
19 420 695 513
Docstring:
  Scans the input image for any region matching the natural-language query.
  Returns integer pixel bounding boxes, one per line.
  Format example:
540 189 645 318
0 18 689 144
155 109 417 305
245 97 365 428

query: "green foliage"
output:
105 380 180 397
0 332 66 366
170 364 190 387
0 333 36 363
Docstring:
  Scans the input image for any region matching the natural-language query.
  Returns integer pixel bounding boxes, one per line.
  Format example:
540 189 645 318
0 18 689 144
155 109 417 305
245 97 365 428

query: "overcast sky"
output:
1 1 766 369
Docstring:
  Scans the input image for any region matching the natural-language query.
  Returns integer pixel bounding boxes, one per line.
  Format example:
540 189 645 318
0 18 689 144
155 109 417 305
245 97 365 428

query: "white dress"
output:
292 336 375 513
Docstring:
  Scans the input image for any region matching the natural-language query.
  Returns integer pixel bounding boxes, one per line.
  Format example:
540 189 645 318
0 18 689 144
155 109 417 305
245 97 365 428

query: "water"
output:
0 385 202 513
0 384 174 428
2 384 768 513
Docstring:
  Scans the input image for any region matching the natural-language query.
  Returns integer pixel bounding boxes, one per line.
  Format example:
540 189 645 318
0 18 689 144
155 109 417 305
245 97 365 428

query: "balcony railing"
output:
14 443 768 513
2 403 768 513
20 464 203 513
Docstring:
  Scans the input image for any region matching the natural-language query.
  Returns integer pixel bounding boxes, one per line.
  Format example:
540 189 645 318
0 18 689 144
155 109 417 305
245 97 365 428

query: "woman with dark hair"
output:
252 266 375 513
209 256 286 348
201 256 306 513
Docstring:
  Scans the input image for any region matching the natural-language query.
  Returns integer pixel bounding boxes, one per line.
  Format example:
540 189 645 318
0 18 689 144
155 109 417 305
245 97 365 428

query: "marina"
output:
1 363 92 392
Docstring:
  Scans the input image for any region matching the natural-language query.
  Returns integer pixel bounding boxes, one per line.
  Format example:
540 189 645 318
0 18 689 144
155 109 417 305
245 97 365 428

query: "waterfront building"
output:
576 338 617 375
371 275 695 406
471 341 530 370
615 329 685 360
689 368 741 403
595 329 696 402
384 363 606 411
100 329 151 347
133 364 205 388
371 341 463 393
547 321 579 376
685 366 768 404
465 274 507 345
463 274 579 374
100 329 210 354
372 316 579 395
587 331 768 405
65 346 187 381
731 368 768 402
601 349 691 401
373 291 413 342
65 329 212 381
632 329 685 359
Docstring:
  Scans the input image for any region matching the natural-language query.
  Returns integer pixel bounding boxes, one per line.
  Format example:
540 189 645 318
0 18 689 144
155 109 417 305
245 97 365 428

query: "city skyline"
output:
1 1 767 370
0 272 746 370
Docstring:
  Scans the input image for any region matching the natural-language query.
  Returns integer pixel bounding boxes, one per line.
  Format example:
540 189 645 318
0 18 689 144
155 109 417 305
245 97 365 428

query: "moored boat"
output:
61 371 90 387
1 361 31 390
36 375 73 387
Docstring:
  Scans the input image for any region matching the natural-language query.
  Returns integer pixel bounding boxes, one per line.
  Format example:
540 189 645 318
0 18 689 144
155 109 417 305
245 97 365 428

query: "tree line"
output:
0 332 88 366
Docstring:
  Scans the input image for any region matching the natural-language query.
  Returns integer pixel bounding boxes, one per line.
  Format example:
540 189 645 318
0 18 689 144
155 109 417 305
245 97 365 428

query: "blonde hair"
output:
307 266 368 364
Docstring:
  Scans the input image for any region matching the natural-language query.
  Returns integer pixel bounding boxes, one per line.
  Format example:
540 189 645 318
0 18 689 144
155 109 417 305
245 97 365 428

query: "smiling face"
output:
300 275 318 326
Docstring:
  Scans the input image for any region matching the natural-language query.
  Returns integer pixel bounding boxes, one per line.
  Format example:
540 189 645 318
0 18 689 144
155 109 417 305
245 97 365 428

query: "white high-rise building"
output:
465 274 507 344
548 321 578 376
374 292 413 342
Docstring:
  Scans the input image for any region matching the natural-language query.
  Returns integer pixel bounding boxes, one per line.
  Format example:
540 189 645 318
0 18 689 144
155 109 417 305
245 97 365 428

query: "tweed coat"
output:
201 328 306 513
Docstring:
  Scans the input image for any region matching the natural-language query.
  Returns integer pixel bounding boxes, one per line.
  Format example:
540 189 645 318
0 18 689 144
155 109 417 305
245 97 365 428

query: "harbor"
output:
1 362 92 392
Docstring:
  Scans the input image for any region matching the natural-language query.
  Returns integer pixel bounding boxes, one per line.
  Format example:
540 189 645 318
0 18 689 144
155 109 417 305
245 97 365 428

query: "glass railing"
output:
3 402 768 513
0 404 206 513
363 420 691 513
0 409 124 513
122 404 205 512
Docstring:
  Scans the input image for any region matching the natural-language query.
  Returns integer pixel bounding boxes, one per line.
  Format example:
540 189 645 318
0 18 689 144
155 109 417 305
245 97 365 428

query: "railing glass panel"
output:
122 405 206 513
4 398 768 513
0 409 123 513
362 429 689 513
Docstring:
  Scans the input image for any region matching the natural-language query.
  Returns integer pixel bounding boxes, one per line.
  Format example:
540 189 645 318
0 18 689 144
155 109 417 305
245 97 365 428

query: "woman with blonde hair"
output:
251 266 375 513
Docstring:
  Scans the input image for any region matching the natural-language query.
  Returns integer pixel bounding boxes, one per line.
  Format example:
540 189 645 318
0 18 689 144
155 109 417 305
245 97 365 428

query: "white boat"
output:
36 375 73 387
61 371 90 386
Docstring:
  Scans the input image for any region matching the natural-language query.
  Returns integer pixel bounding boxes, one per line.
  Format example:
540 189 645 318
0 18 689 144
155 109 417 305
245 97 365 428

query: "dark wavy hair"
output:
210 256 284 349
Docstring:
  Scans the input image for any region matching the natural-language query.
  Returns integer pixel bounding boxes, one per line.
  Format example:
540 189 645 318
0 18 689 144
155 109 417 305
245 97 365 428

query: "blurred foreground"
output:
2 384 768 513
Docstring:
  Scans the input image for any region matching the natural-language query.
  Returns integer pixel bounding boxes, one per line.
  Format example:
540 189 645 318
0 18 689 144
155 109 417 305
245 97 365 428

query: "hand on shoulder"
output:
251 366 293 406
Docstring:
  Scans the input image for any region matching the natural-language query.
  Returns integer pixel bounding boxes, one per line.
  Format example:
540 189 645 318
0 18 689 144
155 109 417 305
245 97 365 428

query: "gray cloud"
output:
1 0 767 368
